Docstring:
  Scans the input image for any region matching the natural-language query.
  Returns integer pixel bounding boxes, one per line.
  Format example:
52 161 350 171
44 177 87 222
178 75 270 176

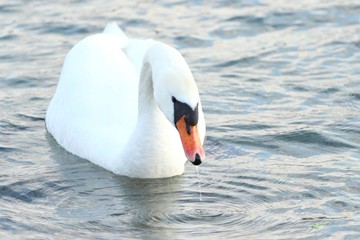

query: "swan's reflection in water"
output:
47 132 184 239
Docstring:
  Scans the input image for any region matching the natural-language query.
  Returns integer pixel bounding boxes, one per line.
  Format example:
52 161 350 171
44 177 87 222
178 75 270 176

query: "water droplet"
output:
196 166 202 201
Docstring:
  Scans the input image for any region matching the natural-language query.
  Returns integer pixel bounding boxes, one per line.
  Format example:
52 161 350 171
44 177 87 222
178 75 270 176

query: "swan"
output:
46 22 206 178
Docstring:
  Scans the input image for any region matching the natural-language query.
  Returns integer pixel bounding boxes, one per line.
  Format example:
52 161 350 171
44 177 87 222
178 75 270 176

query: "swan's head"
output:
170 95 205 165
149 44 205 165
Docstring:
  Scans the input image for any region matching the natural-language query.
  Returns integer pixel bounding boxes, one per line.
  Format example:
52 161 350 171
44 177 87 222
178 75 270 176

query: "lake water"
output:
1 0 360 239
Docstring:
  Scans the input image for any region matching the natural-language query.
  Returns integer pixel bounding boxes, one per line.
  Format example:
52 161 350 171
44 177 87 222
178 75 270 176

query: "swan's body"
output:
46 23 206 178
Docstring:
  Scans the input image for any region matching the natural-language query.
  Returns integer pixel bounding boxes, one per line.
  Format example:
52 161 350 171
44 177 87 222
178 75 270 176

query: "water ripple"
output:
174 36 212 49
0 34 17 41
0 146 16 152
41 22 91 35
0 0 359 239
212 56 257 68
0 4 19 13
274 130 356 148
0 184 46 203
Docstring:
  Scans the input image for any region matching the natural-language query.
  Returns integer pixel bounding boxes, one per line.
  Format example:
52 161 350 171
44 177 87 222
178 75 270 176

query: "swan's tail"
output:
103 22 128 48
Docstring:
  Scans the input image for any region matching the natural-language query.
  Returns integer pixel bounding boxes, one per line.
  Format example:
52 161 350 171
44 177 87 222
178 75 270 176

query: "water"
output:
1 0 360 239
196 166 202 201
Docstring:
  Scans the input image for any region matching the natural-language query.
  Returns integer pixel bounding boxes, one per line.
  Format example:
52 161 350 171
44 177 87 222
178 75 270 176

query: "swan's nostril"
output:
192 153 202 165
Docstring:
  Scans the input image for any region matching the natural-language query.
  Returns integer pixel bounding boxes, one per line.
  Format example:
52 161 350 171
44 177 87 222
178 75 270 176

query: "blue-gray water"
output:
1 0 360 239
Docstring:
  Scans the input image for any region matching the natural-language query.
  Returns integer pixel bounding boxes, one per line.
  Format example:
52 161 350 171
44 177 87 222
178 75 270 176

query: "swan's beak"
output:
176 116 205 165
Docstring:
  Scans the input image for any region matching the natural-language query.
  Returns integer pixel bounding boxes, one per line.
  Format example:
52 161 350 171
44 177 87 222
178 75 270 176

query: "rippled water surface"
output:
1 0 360 239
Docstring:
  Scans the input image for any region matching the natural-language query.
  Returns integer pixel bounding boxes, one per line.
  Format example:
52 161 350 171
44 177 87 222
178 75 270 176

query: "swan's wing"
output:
103 22 128 47
46 33 138 167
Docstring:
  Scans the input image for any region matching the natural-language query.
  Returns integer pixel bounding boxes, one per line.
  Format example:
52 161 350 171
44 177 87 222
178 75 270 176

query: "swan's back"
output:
46 32 138 168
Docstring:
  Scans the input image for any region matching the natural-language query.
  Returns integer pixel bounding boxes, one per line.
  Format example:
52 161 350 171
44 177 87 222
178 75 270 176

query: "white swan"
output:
46 22 206 178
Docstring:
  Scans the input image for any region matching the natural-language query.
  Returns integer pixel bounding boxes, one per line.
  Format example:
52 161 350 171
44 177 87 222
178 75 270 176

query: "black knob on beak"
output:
192 153 202 166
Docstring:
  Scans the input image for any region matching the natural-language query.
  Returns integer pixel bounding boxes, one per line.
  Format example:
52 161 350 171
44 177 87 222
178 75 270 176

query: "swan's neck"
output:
114 50 186 178
138 60 156 116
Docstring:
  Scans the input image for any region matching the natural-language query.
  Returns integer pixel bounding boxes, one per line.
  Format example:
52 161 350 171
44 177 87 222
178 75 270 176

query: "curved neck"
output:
138 60 156 117
136 42 197 123
137 43 173 117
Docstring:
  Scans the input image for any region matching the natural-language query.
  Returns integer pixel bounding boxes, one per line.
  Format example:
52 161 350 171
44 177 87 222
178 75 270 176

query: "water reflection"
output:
47 132 187 238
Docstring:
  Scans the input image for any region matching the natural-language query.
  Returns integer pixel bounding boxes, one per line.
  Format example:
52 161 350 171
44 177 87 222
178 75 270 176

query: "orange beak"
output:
176 116 205 165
